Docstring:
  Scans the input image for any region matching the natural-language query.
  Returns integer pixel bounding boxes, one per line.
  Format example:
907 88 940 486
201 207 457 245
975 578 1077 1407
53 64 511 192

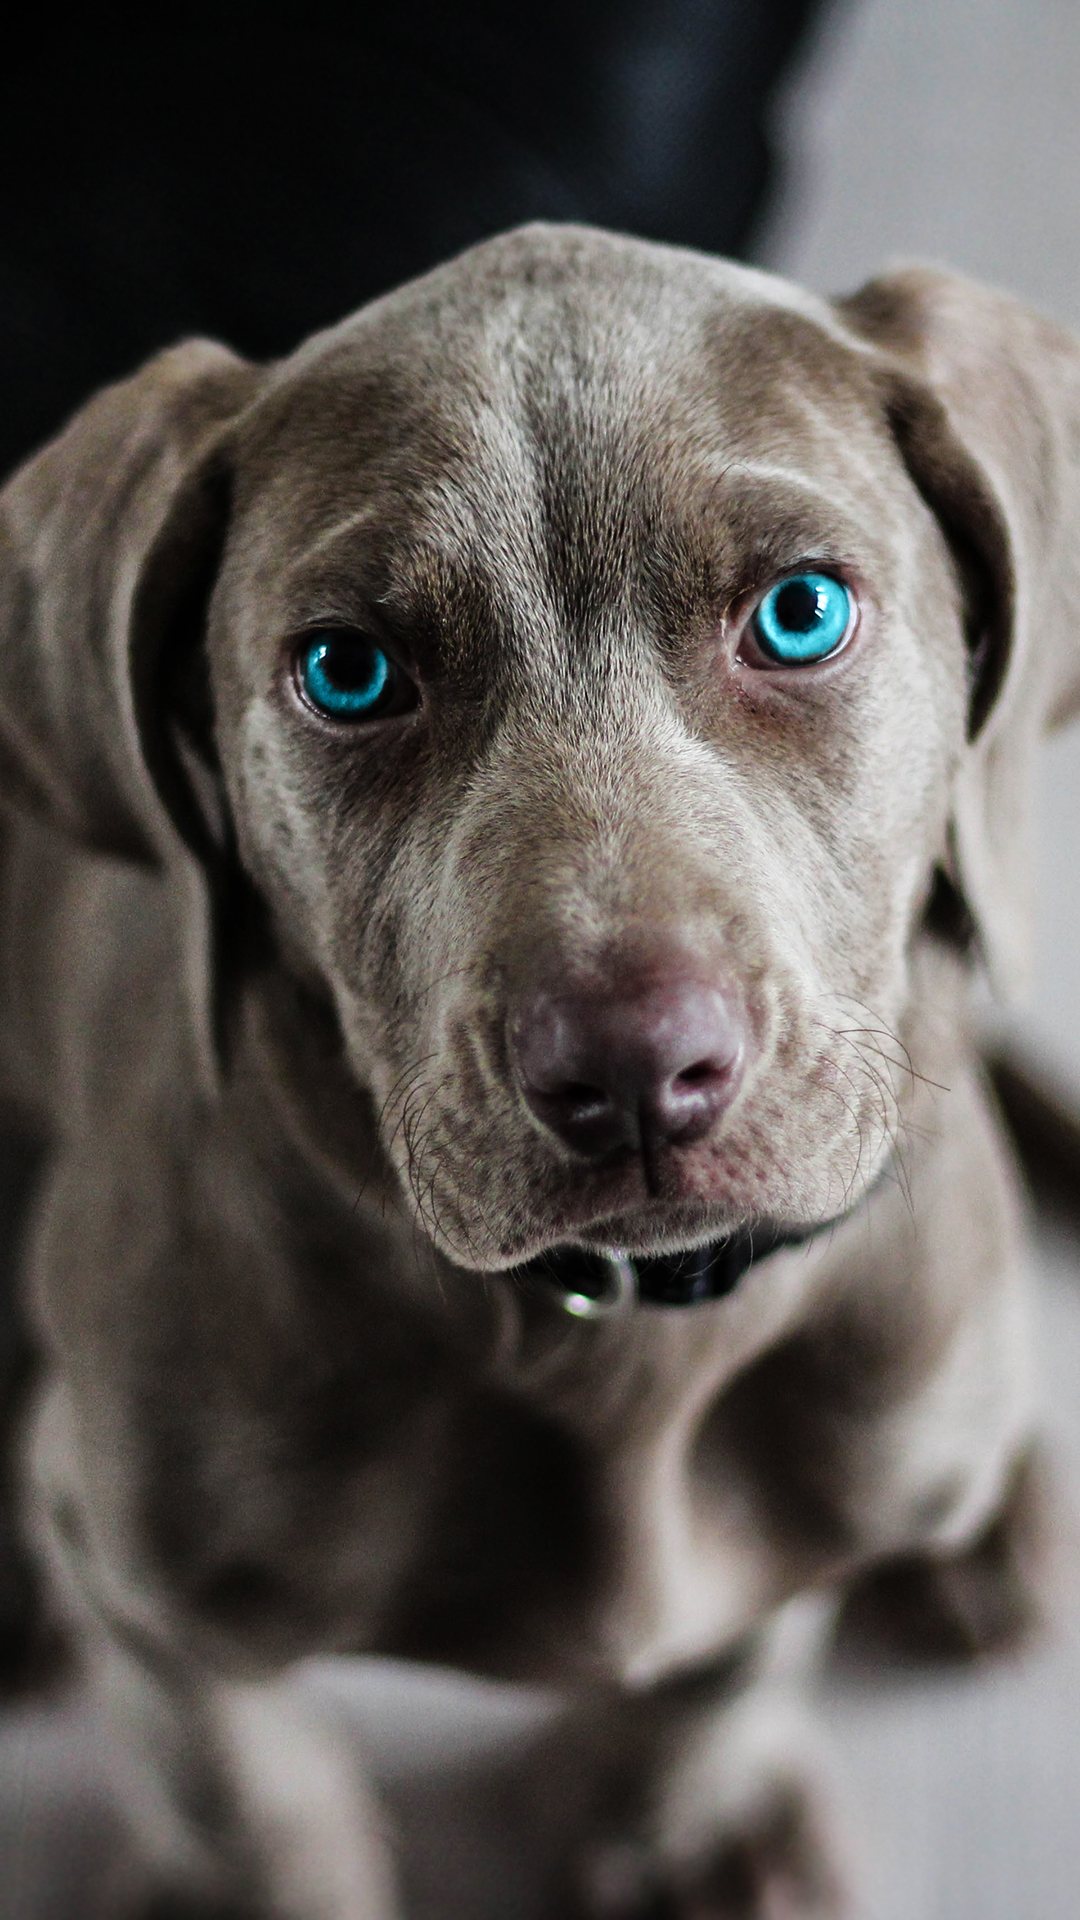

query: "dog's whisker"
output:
376 1051 441 1148
825 996 951 1096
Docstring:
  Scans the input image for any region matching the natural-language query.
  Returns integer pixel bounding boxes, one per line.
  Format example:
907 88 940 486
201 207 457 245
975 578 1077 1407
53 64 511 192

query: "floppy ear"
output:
835 266 1080 995
0 338 263 1081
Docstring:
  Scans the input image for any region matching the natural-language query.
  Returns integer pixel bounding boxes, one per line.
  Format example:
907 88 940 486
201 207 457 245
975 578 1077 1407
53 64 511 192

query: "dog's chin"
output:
430 1194 804 1276
549 1199 752 1259
413 1140 888 1273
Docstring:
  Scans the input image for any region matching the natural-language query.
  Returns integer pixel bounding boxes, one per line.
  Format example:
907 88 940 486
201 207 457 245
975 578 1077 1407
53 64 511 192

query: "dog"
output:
0 221 1072 1917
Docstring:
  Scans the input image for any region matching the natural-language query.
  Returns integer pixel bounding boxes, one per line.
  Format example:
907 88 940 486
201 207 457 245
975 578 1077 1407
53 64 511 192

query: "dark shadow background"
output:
0 3 821 480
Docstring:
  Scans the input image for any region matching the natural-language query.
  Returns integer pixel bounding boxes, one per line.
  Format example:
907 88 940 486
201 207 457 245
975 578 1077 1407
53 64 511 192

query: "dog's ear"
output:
0 339 263 1083
836 266 1080 994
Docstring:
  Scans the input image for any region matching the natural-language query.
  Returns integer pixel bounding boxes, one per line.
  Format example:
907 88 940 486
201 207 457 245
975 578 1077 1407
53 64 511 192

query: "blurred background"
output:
3 3 1080 1916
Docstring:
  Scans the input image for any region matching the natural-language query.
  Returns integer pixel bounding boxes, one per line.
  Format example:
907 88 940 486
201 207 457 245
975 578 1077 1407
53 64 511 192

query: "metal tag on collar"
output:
560 1248 638 1319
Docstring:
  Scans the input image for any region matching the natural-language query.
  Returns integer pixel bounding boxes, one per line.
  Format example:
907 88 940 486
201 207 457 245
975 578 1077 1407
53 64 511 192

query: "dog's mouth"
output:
502 1162 889 1315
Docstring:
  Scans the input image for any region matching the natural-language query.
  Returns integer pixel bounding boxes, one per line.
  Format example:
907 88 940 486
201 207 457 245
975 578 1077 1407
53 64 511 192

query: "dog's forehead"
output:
277 221 849 386
242 229 881 476
228 227 905 636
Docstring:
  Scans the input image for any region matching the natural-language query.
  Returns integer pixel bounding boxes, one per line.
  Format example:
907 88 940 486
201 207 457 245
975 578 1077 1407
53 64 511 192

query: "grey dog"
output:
0 223 1070 1916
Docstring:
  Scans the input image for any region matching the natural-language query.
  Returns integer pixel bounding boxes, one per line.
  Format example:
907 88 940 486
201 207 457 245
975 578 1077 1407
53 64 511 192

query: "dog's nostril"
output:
655 1049 741 1145
674 1060 719 1089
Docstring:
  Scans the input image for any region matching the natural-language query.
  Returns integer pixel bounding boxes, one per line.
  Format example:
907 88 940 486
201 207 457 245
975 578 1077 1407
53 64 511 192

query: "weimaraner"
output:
0 223 1071 1917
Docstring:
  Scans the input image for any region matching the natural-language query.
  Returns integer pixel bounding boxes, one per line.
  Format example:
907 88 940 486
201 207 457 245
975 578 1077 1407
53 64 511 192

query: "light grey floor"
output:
7 3 1080 1916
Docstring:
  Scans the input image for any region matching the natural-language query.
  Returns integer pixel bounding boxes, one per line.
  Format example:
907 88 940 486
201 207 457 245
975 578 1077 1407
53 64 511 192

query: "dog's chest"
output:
132 1264 898 1688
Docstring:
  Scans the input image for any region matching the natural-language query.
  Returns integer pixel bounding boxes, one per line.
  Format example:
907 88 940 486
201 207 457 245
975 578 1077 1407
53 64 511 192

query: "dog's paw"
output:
577 1784 849 1920
837 1442 1056 1665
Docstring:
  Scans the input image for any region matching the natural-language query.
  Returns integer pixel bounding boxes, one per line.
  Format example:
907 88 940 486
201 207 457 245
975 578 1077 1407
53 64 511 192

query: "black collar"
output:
516 1220 812 1316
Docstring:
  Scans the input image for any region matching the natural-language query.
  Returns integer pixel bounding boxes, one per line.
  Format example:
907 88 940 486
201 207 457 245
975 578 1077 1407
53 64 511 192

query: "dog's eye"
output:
296 631 415 721
749 573 854 666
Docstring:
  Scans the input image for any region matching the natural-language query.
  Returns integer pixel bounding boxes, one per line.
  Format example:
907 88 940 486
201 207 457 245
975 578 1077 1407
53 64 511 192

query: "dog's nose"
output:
509 979 746 1158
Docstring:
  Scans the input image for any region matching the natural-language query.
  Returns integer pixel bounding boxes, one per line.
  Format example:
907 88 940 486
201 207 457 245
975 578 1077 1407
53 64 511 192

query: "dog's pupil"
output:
325 636 380 691
774 580 820 631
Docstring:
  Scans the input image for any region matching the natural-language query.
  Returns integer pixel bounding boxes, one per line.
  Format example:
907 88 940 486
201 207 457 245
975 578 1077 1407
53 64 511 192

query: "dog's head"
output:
2 226 1078 1270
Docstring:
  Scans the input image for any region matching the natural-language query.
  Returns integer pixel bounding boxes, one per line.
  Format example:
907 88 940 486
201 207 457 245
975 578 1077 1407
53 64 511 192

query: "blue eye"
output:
297 631 411 721
751 572 854 665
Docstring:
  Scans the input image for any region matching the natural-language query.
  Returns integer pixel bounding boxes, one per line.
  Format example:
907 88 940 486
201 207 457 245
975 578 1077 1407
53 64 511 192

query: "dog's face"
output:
206 229 968 1268
5 225 1078 1271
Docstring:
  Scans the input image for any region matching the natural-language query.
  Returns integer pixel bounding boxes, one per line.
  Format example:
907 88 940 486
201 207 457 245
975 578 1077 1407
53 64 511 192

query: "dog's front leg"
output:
91 1636 400 1920
523 1600 849 1920
27 1379 401 1920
